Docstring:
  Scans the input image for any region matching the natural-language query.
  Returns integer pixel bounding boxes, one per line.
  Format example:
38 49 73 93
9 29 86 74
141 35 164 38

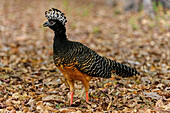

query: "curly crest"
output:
45 8 67 25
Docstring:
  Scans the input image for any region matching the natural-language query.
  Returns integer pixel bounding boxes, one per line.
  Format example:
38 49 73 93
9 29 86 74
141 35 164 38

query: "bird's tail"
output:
107 58 140 77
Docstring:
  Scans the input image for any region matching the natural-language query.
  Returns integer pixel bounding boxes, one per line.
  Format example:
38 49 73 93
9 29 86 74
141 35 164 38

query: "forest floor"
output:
0 0 169 112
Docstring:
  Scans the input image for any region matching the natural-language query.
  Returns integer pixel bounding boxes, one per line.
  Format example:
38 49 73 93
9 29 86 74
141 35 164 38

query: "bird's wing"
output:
73 43 112 78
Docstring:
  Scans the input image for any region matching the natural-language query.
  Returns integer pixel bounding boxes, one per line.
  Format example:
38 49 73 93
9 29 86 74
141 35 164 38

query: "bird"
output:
43 8 140 105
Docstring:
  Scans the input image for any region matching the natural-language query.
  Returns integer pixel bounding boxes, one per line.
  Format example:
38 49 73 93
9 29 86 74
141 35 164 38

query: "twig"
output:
107 97 113 111
99 90 110 100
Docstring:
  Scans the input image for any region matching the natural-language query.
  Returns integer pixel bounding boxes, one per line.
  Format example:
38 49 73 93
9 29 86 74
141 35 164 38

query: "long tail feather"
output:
109 59 140 77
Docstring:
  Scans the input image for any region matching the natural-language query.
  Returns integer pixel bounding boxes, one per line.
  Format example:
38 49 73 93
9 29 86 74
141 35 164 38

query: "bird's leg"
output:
86 91 89 102
67 80 74 105
70 91 74 105
82 80 89 103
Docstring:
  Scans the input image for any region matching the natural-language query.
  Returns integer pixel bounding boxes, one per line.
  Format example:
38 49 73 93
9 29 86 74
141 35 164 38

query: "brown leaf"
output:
42 95 65 103
36 101 49 113
57 107 77 113
143 92 162 100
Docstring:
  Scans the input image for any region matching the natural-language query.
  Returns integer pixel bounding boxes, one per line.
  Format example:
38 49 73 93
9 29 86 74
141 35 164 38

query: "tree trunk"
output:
143 0 155 18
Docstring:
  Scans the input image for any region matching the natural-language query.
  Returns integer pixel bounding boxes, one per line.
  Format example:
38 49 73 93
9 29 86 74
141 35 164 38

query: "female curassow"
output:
43 8 140 105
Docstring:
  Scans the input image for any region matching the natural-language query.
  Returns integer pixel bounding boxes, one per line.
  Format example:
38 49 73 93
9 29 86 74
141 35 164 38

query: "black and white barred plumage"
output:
77 48 140 78
44 8 140 79
53 41 140 78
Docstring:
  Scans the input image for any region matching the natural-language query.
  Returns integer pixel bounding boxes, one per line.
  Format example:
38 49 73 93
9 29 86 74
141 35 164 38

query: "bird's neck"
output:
53 26 68 55
54 26 67 41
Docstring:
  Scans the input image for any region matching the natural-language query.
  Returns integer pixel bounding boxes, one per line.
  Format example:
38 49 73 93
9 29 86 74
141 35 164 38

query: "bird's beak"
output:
43 21 50 27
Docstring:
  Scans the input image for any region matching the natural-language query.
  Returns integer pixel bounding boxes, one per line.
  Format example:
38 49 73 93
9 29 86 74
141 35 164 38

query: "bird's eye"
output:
50 21 54 24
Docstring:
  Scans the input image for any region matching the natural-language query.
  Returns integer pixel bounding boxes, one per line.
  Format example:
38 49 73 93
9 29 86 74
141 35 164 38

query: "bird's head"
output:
43 8 67 31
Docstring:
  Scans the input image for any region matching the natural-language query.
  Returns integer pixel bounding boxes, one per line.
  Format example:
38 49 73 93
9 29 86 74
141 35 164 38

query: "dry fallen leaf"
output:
143 92 162 100
36 101 49 113
0 0 169 112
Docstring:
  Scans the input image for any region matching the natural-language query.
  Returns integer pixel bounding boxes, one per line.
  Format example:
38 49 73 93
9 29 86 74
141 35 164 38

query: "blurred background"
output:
0 0 170 112
0 0 169 71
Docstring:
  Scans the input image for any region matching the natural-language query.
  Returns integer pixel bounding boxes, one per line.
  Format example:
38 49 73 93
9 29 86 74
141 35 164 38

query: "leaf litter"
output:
0 0 170 112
